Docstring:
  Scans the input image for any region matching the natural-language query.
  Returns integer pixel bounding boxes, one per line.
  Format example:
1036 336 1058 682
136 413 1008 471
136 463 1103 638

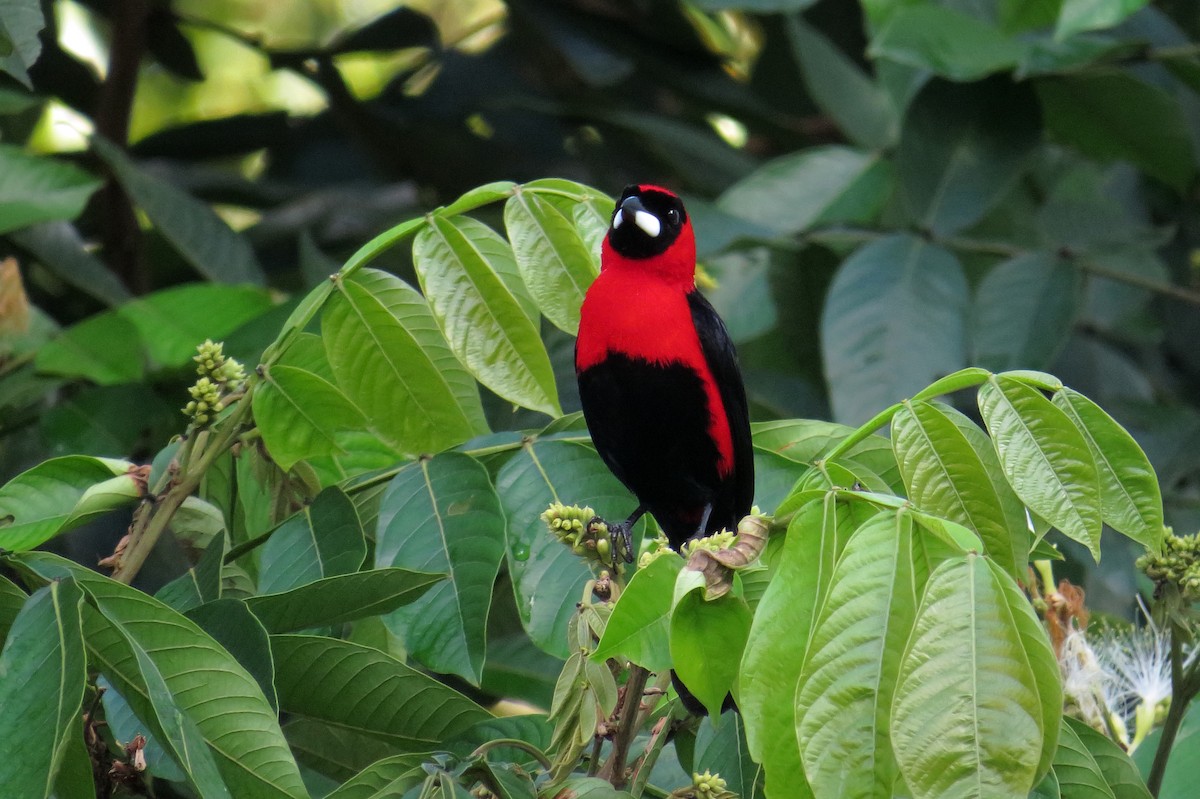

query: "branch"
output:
110 394 254 585
93 0 152 295
598 665 652 791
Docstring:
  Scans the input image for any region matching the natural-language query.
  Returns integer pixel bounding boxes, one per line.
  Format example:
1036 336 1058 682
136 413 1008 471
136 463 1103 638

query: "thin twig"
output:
598 665 651 791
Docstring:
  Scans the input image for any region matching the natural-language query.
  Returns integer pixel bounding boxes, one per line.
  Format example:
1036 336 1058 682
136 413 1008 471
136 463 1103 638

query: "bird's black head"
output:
607 184 689 260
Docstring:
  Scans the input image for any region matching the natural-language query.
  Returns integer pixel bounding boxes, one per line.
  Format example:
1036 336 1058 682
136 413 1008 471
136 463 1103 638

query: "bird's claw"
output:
588 515 635 565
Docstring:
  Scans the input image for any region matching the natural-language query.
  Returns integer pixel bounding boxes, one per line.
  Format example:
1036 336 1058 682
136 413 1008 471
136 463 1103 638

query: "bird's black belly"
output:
578 353 726 546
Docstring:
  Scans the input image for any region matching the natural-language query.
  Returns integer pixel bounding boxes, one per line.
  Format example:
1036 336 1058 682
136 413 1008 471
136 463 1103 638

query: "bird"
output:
575 183 754 562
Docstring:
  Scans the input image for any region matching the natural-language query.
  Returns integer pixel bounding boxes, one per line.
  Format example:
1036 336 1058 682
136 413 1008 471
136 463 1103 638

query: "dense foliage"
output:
2 1 1200 798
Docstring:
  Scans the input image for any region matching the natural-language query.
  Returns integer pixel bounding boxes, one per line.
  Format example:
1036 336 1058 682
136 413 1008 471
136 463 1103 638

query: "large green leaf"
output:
719 145 891 236
10 222 131 307
591 552 682 671
254 365 368 472
752 419 901 490
1052 721 1115 799
795 512 922 798
989 558 1062 781
414 215 560 416
503 190 597 335
13 552 307 798
248 568 441 633
258 486 366 594
694 713 761 799
977 376 1103 557
323 753 429 799
0 146 100 234
786 16 897 149
0 456 133 552
891 554 1047 799
1063 718 1150 799
271 634 490 747
0 574 27 644
323 268 488 455
821 235 968 425
186 598 278 714
670 571 752 717
896 77 1040 235
972 253 1080 372
118 283 274 368
35 311 145 385
1052 388 1164 551
869 5 1026 81
892 400 1030 580
1035 70 1195 191
739 497 875 799
0 0 44 86
0 579 85 799
92 136 265 284
495 440 641 658
375 452 506 683
1056 0 1148 40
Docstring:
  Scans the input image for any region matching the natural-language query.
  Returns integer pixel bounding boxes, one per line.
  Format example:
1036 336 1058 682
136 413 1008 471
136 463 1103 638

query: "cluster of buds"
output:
689 770 733 798
637 533 674 568
682 529 737 555
541 502 619 563
182 340 246 427
1137 531 1200 601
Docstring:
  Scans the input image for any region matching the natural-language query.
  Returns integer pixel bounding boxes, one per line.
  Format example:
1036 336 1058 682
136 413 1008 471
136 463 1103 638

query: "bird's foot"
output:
588 516 635 565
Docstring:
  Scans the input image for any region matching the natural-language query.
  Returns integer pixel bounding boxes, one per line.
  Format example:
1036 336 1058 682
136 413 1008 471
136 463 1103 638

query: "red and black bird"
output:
575 184 754 559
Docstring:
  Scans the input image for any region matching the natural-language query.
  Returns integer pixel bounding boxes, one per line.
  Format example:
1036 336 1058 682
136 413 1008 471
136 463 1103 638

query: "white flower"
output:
1092 600 1173 751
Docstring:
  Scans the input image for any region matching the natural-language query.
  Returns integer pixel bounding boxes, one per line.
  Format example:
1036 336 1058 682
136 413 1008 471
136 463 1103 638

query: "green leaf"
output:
592 553 683 671
869 5 1027 81
1001 0 1065 32
186 597 278 713
1063 718 1149 799
438 180 517 216
1052 720 1115 799
752 419 901 490
694 713 761 799
258 486 366 594
892 400 1030 580
504 189 597 335
0 574 27 644
989 558 1062 781
0 0 44 86
978 376 1103 558
897 77 1040 236
35 311 145 385
821 235 968 425
1035 70 1196 191
118 283 274 368
1052 388 1164 551
156 530 225 612
249 569 441 634
0 146 99 234
323 753 429 799
891 554 1048 799
542 777 635 798
0 456 133 552
495 440 641 658
14 553 305 798
1056 0 1148 40
796 512 922 798
10 222 132 307
254 365 368 472
670 586 752 718
973 253 1080 372
375 452 506 683
718 145 891 235
1132 705 1199 799
1032 768 1062 799
323 268 488 455
786 16 897 149
92 136 264 284
271 634 490 747
0 579 86 799
97 682 180 788
414 215 560 415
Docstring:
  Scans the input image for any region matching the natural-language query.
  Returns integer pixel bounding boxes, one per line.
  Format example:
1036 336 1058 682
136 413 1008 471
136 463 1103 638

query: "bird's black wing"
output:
686 289 754 525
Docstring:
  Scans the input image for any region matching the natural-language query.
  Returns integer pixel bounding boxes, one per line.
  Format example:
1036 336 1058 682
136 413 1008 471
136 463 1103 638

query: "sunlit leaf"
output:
0 146 99 234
